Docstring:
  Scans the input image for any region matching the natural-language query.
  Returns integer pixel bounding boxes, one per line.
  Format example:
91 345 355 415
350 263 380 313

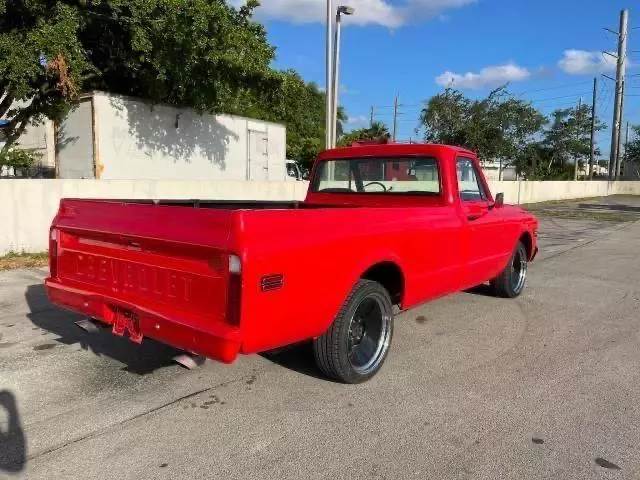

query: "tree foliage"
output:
1 0 336 161
338 121 390 147
419 86 606 180
258 70 345 163
625 125 640 163
520 104 606 179
420 86 546 167
0 145 42 169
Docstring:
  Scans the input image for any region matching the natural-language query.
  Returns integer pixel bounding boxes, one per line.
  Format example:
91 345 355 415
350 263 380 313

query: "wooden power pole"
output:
574 97 582 181
609 9 628 179
392 95 399 142
589 77 597 180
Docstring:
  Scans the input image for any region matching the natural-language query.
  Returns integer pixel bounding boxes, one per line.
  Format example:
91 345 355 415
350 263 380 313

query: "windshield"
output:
311 157 441 195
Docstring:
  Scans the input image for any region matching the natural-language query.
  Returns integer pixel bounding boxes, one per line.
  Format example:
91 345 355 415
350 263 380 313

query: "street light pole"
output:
325 0 333 150
331 6 354 148
331 12 342 148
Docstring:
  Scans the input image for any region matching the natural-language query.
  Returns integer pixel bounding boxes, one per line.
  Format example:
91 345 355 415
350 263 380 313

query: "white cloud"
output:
557 50 617 75
346 115 370 126
435 63 531 89
232 0 476 28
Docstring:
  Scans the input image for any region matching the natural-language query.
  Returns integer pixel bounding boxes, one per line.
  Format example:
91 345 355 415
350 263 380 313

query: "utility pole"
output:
392 95 399 142
370 106 374 127
589 77 597 180
325 0 334 150
616 79 625 179
625 121 630 152
622 120 630 179
574 96 582 181
331 7 342 148
608 9 628 180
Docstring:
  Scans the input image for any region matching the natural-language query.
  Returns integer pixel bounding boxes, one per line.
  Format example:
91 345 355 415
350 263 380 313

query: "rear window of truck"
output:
311 157 441 195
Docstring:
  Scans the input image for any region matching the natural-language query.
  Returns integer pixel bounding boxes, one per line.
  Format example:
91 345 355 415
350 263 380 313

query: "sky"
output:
247 0 639 157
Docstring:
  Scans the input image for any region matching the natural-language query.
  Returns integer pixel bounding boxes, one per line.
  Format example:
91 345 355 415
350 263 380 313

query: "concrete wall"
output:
488 181 615 205
0 179 638 255
0 180 308 255
612 181 640 196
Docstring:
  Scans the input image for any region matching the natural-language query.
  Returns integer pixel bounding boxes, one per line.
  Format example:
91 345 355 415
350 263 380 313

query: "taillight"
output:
228 254 241 274
226 254 242 326
49 228 59 277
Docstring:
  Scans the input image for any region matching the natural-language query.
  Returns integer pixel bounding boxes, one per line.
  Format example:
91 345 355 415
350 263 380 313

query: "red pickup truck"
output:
46 144 538 383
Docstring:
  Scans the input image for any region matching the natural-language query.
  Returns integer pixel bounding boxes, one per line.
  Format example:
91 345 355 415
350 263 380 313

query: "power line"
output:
515 80 592 96
528 92 592 103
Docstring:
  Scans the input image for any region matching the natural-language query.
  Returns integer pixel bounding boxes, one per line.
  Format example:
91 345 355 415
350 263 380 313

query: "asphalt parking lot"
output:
1 196 640 479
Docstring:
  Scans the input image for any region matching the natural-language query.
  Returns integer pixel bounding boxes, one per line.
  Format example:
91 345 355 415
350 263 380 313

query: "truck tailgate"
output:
46 199 241 362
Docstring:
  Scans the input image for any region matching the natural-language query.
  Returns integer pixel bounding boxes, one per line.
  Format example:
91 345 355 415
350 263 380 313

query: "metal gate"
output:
56 98 96 179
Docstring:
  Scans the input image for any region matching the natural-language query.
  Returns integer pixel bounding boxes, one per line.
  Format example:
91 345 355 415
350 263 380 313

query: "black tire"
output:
490 241 528 298
313 279 394 383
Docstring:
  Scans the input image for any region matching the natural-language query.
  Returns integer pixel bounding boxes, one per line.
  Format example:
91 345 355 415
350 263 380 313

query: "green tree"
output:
420 86 546 168
625 125 640 162
258 70 346 163
338 121 391 146
0 0 276 152
420 88 470 147
533 104 605 179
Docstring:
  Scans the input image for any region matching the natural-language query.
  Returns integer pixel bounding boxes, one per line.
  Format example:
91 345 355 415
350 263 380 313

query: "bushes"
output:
0 146 43 169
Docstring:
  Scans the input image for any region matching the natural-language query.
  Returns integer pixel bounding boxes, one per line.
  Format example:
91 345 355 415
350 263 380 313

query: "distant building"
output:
480 159 517 181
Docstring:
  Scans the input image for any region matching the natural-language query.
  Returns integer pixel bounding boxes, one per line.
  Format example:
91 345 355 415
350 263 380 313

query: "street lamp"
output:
325 0 334 150
331 5 354 148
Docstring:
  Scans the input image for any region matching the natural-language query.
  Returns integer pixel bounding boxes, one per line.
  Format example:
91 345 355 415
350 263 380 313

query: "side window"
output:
456 158 486 202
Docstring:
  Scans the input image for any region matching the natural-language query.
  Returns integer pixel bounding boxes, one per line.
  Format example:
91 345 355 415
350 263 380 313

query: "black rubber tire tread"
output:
313 279 393 384
490 241 527 299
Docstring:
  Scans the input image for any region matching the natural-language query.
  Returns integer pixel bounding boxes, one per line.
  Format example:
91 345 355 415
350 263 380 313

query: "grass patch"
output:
521 196 603 208
530 209 636 222
0 252 49 271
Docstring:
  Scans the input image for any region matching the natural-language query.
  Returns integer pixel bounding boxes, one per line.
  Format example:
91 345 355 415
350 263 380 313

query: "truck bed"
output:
45 196 453 362
107 199 338 209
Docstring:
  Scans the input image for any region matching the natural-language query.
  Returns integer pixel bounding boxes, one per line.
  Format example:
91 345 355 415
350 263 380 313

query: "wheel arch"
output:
519 230 534 260
360 260 405 307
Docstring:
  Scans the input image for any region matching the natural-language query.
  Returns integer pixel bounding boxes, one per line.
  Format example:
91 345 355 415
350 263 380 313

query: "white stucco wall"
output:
0 179 638 255
612 181 640 196
487 181 615 205
0 180 309 255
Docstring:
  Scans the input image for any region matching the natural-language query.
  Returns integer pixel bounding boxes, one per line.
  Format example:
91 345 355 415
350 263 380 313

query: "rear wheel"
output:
313 280 394 383
490 241 528 298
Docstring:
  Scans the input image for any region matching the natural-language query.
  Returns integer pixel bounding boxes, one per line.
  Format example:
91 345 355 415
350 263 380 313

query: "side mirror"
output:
495 192 504 208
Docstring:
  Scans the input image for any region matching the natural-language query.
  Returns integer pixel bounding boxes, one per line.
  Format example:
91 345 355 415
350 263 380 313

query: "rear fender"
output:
307 251 405 340
347 251 406 304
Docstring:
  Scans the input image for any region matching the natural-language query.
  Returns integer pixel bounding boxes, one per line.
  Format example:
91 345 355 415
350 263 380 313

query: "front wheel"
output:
313 280 394 383
490 241 528 298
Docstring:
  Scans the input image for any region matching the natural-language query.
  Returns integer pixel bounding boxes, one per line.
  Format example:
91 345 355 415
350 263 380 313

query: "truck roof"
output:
316 143 477 161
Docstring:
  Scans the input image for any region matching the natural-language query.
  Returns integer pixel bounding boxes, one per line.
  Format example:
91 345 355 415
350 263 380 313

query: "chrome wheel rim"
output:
347 293 392 375
511 248 527 293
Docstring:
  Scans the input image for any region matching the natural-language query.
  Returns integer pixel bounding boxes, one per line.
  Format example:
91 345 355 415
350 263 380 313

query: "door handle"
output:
467 213 482 221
